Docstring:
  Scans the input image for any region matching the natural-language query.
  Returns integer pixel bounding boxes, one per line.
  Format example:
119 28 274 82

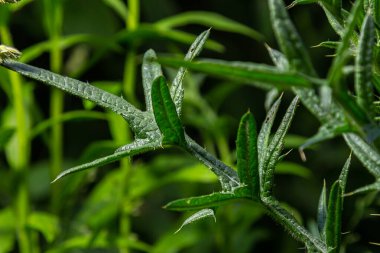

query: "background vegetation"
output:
0 0 379 252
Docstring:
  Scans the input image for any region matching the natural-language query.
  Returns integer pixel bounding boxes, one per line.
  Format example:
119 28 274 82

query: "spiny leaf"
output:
261 96 299 198
258 96 282 185
164 186 251 211
338 154 351 193
328 0 369 127
158 57 314 89
355 14 375 117
236 112 259 199
174 209 215 234
343 133 380 178
325 181 343 253
268 0 316 76
171 29 209 115
317 180 327 239
0 60 147 134
152 76 185 146
52 140 159 182
142 49 163 112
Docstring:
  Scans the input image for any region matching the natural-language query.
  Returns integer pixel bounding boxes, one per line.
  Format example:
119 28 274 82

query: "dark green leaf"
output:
343 133 380 178
325 181 343 253
338 154 351 193
164 186 251 211
158 57 314 89
236 112 259 199
355 14 375 117
261 97 299 198
152 76 185 146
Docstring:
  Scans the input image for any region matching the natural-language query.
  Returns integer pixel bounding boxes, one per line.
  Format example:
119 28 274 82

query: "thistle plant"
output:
1 0 380 252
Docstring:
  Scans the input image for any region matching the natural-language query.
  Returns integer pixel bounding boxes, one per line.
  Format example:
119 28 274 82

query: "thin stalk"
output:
46 1 64 214
118 1 140 252
0 26 31 253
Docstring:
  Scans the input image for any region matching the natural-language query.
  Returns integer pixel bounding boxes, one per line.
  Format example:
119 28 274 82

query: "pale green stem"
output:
118 1 140 252
0 26 31 253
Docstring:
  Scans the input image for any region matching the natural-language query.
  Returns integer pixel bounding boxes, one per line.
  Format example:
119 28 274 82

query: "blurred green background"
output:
0 0 379 252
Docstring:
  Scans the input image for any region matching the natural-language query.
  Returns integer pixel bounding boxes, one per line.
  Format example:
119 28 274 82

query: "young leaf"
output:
338 154 351 193
346 179 380 195
0 45 21 63
152 76 185 146
174 209 216 234
355 14 375 117
236 112 259 199
261 97 299 198
258 96 282 185
268 0 316 76
343 133 380 178
325 181 343 253
52 140 160 182
317 180 327 239
164 187 251 211
171 29 210 115
142 49 163 112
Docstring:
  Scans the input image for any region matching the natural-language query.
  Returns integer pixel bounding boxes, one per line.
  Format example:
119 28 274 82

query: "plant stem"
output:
0 26 31 253
118 1 140 252
46 0 64 214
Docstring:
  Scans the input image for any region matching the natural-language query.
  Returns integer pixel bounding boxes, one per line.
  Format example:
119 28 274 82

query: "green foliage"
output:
2 0 380 252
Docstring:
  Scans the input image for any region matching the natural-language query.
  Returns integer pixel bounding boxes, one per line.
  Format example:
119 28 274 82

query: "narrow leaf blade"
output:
152 76 185 146
325 181 343 253
164 187 251 211
142 49 163 112
171 29 209 115
174 209 215 234
317 181 327 239
236 112 259 199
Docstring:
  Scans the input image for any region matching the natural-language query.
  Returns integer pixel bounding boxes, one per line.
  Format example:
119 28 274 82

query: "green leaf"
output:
152 76 185 146
236 112 259 199
158 57 314 89
325 181 343 253
355 14 375 117
276 162 312 179
343 133 380 178
328 0 369 126
287 0 318 9
369 0 380 26
27 212 59 243
155 11 264 41
174 209 216 234
0 127 15 150
142 49 163 112
258 96 282 184
346 179 380 195
268 0 316 76
117 25 224 52
265 44 289 71
338 154 351 193
164 186 251 211
0 60 148 133
52 140 159 182
102 0 128 21
171 29 210 115
261 97 299 198
317 181 327 239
